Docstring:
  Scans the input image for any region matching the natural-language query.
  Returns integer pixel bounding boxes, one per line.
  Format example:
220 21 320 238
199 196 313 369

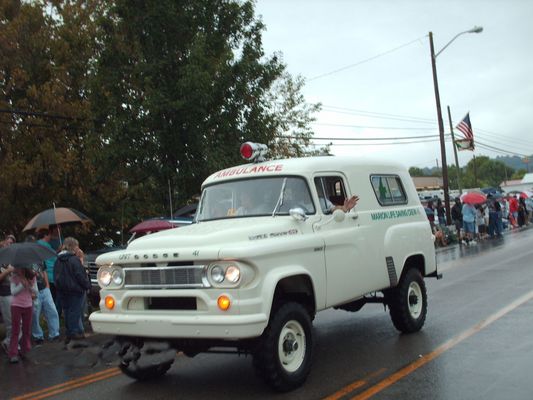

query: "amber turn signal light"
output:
217 295 231 311
105 295 115 310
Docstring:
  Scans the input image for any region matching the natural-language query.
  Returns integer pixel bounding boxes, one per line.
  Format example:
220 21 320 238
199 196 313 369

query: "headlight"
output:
99 269 112 287
207 262 243 287
112 269 124 285
225 265 240 283
211 265 225 283
97 265 124 289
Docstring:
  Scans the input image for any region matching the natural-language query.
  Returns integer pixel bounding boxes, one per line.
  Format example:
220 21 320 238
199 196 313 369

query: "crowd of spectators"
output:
0 228 90 364
424 193 532 247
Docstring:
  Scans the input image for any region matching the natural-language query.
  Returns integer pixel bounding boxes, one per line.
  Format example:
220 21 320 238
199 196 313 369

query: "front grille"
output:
124 265 207 289
88 262 99 284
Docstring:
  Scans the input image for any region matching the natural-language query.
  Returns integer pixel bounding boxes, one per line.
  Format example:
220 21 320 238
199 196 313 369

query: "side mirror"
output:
289 207 308 221
332 209 346 222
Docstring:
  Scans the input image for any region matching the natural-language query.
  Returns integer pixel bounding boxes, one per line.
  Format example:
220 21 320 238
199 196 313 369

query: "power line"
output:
0 108 78 121
314 105 533 155
306 134 444 141
321 105 436 124
312 122 436 131
307 35 427 82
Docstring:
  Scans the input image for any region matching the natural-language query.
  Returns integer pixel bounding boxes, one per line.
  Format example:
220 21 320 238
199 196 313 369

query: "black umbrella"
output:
0 242 56 267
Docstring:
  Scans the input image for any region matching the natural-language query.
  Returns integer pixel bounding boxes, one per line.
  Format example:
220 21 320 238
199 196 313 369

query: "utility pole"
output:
473 155 478 188
447 106 462 195
429 31 451 225
428 26 482 224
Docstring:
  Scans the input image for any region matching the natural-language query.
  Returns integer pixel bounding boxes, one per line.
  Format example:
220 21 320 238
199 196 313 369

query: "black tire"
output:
253 302 313 392
118 341 175 381
119 360 173 381
387 268 427 333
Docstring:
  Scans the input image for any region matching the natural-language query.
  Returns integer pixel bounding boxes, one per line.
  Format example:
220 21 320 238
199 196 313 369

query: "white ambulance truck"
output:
90 143 439 392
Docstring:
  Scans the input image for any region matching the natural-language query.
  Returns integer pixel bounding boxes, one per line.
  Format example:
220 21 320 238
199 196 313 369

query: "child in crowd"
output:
8 267 38 364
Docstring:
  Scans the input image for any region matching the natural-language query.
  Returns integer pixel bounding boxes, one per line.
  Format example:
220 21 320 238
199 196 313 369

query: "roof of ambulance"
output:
203 155 407 186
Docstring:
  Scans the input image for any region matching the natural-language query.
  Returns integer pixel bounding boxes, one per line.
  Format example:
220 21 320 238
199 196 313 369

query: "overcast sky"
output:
255 0 533 169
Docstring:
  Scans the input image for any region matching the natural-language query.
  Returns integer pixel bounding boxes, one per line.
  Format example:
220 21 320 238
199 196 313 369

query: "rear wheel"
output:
253 302 313 392
387 268 427 333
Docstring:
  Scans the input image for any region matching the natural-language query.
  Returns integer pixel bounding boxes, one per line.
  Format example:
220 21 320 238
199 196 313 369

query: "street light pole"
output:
428 26 483 225
429 31 451 225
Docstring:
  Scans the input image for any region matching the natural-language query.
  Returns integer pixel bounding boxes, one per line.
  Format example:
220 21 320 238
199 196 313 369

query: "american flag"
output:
455 113 474 151
456 113 473 140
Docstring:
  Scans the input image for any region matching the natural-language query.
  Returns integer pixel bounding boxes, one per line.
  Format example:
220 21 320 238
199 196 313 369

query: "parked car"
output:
85 217 193 307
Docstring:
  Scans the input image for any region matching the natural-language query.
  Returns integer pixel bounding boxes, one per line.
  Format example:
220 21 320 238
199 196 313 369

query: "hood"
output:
95 216 307 265
57 251 75 262
129 217 303 248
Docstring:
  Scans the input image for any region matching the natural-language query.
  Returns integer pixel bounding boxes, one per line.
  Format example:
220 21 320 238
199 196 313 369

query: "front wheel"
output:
387 268 428 333
118 341 175 381
253 302 314 392
119 360 173 381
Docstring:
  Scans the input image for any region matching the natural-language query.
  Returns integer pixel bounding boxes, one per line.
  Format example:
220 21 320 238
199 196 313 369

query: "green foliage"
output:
0 0 324 246
460 156 513 188
511 169 527 180
408 167 424 177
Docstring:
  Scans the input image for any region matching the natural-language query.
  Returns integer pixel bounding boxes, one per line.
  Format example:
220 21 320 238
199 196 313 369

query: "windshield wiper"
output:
272 178 287 217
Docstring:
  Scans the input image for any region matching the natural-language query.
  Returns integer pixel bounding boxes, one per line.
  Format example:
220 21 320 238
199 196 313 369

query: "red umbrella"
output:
506 190 533 199
460 191 487 205
129 219 177 234
519 190 533 199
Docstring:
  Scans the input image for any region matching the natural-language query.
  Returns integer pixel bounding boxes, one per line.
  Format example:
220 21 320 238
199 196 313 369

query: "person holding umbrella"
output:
462 201 477 245
37 229 59 306
8 266 38 363
0 239 57 359
26 234 61 345
0 234 17 354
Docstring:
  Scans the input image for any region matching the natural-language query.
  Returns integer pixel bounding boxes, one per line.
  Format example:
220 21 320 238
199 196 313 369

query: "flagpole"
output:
447 106 462 195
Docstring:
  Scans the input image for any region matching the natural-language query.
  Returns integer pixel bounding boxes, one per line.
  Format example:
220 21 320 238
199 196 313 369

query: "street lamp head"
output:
469 26 483 34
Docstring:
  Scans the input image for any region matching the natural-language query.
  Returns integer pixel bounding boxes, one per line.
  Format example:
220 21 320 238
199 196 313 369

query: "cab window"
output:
371 175 407 206
314 176 347 214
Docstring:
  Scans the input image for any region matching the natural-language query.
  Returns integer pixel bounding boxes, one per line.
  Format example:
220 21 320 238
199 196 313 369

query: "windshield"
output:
196 176 316 221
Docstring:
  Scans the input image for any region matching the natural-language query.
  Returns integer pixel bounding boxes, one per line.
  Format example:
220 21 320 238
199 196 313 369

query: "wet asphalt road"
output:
2 227 533 400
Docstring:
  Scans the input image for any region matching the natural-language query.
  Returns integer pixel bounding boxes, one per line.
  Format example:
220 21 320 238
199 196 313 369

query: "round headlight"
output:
112 269 124 286
225 265 240 283
211 265 225 283
99 269 112 287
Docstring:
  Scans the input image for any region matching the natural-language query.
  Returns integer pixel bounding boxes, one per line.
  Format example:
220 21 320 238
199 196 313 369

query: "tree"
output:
91 0 324 212
0 0 325 244
511 169 527 180
461 156 513 188
408 167 425 177
0 1 102 235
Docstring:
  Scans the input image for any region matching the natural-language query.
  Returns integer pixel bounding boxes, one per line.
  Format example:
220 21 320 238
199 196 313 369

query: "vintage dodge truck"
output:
90 143 439 391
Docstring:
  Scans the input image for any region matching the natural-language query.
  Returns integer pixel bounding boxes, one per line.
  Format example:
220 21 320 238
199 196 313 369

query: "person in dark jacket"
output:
451 197 463 242
53 237 90 342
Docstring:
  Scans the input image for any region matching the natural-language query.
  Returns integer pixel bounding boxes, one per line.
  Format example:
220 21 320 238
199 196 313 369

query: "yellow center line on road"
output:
323 368 387 400
347 289 533 400
321 289 533 400
11 367 121 400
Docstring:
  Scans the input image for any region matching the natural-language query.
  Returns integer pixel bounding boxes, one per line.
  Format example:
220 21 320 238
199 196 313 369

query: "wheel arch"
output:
270 274 317 320
399 253 426 282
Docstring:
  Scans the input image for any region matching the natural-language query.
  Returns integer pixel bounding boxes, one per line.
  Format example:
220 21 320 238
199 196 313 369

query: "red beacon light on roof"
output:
240 142 268 163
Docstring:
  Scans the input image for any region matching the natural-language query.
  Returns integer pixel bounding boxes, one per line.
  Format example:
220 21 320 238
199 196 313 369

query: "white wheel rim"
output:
407 281 423 319
278 319 306 373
